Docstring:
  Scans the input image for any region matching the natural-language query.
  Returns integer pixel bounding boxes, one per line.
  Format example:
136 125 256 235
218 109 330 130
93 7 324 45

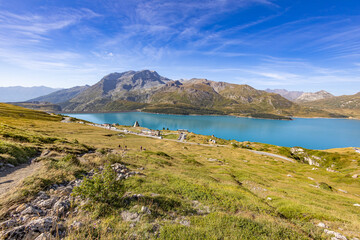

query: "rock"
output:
1 225 26 239
326 168 339 173
54 186 73 196
0 219 17 230
5 163 14 168
352 174 359 179
26 217 55 233
35 232 55 240
266 197 272 201
338 189 348 194
52 199 70 217
141 206 151 214
70 220 84 230
179 219 191 227
15 203 28 213
317 222 327 228
40 150 51 158
38 197 59 209
324 229 347 240
287 174 292 177
21 205 42 216
121 211 140 222
312 167 318 170
353 203 360 207
308 177 315 181
208 158 218 162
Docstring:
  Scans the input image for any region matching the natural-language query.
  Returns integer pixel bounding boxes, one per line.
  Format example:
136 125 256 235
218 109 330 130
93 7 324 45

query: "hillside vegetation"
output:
301 92 360 118
0 104 359 239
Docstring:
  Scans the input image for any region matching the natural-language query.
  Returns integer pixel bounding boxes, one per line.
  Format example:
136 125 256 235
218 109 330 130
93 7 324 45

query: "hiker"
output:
140 146 143 151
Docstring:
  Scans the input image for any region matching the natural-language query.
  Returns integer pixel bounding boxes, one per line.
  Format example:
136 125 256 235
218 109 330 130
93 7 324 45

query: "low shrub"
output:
72 164 125 205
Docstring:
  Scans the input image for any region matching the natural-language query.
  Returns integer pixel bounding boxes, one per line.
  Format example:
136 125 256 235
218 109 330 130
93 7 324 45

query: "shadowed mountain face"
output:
0 86 61 102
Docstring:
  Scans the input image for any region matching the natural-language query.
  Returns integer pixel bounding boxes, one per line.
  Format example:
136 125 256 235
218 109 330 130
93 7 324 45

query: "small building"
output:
133 121 140 127
178 129 188 132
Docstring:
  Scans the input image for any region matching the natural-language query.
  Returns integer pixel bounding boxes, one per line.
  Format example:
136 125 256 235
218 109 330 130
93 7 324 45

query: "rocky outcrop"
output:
0 163 140 240
296 90 334 103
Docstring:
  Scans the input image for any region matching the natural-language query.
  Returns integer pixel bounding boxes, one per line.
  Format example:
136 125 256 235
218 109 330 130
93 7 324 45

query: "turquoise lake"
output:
68 112 360 150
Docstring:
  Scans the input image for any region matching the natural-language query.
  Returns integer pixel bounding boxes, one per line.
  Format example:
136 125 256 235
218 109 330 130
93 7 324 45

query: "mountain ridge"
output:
22 70 350 119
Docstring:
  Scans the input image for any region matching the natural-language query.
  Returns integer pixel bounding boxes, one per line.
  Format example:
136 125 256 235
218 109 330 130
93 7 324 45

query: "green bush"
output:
72 164 125 205
61 154 80 166
319 182 333 191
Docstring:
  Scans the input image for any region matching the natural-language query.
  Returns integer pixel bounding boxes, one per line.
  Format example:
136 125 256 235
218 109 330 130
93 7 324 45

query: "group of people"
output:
118 144 146 151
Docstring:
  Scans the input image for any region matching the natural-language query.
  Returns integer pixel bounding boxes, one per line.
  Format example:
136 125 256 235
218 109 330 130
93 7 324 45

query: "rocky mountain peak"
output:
296 90 334 102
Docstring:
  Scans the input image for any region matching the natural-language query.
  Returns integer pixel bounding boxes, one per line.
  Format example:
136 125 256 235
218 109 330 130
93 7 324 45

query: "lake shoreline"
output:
67 111 360 149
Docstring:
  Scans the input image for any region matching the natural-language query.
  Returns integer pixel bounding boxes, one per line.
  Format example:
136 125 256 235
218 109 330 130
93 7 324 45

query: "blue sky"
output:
0 0 359 95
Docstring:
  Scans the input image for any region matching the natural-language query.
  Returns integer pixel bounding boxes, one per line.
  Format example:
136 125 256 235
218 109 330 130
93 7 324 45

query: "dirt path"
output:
0 162 42 198
248 150 296 163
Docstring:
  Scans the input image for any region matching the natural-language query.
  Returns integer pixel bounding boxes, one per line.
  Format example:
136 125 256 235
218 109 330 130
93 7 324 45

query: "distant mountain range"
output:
0 86 61 102
15 70 354 119
265 89 334 102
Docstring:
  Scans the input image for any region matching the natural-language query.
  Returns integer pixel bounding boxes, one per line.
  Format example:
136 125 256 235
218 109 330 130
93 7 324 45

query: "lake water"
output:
68 112 360 150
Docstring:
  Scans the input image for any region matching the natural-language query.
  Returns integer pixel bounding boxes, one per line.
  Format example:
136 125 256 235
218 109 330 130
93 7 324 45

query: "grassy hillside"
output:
0 104 359 239
301 92 360 118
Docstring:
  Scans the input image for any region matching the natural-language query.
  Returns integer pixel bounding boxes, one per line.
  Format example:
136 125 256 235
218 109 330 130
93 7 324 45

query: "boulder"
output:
70 220 84 230
38 197 59 209
35 232 55 240
121 211 140 222
21 205 42 216
52 199 70 217
0 219 17 230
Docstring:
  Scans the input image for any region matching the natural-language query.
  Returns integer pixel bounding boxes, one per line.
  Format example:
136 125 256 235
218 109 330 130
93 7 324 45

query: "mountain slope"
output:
0 86 61 102
58 71 343 119
28 85 90 104
301 92 360 118
265 89 304 101
295 90 334 103
63 70 170 111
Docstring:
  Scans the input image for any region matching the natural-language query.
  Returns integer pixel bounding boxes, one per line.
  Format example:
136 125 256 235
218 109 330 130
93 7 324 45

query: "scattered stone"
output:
52 199 70 217
121 211 140 222
308 177 315 181
21 205 42 216
34 232 55 240
309 184 320 188
317 222 327 228
324 229 347 240
178 219 190 227
338 189 348 194
15 203 28 213
353 203 360 207
326 168 339 173
287 174 293 177
38 197 59 209
141 206 151 215
312 167 318 170
352 174 359 179
70 221 84 230
5 163 14 168
267 197 272 201
0 219 17 230
208 158 218 162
